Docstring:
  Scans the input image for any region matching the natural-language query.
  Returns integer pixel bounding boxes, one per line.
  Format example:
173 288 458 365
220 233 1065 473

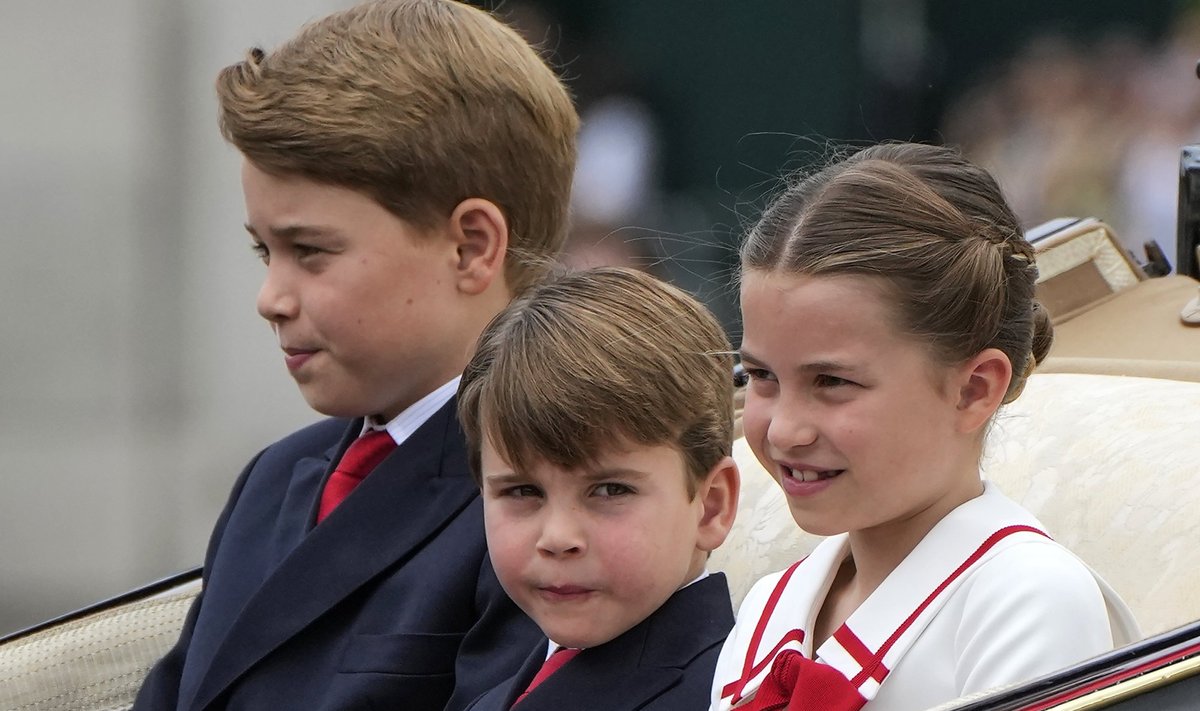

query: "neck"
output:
457 288 513 361
844 475 984 602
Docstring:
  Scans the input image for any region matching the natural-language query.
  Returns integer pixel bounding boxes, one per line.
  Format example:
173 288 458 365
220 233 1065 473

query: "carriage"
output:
2 217 1198 710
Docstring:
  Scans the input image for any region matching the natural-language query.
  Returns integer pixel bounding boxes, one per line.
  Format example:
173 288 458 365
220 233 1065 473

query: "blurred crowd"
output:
942 10 1200 269
503 2 668 276
503 3 1200 276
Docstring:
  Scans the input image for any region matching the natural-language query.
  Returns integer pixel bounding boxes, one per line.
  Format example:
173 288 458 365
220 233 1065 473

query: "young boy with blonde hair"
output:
457 267 741 710
134 2 578 709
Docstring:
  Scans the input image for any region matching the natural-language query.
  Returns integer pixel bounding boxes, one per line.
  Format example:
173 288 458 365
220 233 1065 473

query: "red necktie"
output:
746 650 866 711
512 647 579 707
316 430 397 523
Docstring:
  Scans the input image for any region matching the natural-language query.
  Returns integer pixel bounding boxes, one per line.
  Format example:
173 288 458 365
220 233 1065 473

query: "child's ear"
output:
449 198 508 296
954 348 1012 434
695 456 740 553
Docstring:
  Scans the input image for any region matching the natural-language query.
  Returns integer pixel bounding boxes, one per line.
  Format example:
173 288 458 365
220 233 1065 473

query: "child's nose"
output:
535 505 586 557
766 400 819 451
256 265 299 323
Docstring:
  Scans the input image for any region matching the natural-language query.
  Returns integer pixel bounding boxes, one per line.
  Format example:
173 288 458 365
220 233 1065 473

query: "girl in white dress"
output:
712 143 1138 711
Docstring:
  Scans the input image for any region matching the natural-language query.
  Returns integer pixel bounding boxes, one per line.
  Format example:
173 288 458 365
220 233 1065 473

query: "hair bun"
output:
1030 301 1054 366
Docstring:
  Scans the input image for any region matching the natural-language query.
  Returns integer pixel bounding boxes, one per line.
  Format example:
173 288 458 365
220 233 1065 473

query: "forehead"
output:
739 271 929 367
240 160 385 228
479 433 688 479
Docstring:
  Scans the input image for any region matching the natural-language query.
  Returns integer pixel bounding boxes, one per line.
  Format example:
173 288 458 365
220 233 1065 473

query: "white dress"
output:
710 483 1139 711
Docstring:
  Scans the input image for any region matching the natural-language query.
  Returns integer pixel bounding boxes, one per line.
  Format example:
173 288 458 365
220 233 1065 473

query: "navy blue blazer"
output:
134 399 541 711
465 573 734 711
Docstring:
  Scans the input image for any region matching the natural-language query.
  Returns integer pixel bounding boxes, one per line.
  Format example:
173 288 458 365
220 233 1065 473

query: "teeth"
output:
784 467 838 482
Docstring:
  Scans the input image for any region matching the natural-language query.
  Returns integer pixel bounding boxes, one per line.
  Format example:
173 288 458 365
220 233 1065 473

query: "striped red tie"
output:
316 430 396 523
512 647 579 707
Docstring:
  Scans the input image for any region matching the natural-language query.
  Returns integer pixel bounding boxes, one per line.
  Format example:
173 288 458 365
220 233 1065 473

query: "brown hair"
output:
216 0 579 294
458 267 734 494
743 142 1052 403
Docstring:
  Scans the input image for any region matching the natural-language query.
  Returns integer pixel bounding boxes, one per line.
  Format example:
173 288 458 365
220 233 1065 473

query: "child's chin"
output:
536 621 625 651
786 511 848 538
300 389 379 420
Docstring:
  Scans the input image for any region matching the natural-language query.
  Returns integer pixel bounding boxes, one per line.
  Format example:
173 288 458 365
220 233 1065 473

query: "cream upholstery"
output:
1039 356 1200 383
711 371 1200 638
0 577 199 711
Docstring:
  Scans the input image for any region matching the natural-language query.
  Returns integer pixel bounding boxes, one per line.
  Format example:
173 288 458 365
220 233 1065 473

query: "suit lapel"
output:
521 632 682 711
470 643 546 710
269 423 357 560
190 400 478 710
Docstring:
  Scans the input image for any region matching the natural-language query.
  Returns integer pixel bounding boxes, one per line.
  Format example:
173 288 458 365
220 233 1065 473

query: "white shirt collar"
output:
362 376 462 447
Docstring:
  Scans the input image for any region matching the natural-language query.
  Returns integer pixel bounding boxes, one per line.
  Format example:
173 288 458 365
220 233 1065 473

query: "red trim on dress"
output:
722 558 805 703
720 525 1050 705
834 627 888 684
850 525 1048 687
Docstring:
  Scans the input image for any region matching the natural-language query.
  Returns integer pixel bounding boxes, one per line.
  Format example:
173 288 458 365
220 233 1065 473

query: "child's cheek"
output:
600 533 658 598
483 515 527 585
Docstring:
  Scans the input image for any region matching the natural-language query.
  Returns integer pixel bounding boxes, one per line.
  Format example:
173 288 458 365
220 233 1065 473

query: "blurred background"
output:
1 0 1197 635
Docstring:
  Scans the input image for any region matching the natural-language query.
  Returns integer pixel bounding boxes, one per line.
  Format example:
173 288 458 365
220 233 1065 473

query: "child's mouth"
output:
543 584 589 595
537 585 594 602
782 465 842 482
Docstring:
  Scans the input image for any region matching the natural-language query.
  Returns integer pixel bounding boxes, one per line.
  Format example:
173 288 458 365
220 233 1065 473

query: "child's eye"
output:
502 484 543 499
815 374 855 388
251 242 269 264
592 482 634 498
744 367 776 383
294 244 325 259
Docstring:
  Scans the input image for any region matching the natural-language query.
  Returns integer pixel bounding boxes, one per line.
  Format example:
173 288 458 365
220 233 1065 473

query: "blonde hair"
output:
216 0 579 294
458 267 734 494
743 142 1052 404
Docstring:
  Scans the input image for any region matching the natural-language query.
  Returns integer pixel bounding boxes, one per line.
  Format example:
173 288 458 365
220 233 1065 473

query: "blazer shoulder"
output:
639 573 735 669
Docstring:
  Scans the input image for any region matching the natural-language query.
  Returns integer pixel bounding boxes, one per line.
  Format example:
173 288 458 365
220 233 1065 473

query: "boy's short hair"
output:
216 0 579 294
458 267 734 495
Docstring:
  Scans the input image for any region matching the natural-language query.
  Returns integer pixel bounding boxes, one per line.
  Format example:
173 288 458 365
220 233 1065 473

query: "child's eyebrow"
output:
737 349 766 367
482 471 524 486
740 348 859 375
581 467 651 482
243 223 338 240
799 360 859 375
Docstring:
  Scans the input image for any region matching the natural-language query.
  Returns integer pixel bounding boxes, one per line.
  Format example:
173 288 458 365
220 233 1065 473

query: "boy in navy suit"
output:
457 268 741 710
133 2 578 710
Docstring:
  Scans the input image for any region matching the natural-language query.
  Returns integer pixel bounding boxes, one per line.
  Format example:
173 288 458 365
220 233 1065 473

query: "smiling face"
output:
481 436 722 649
738 271 985 546
243 160 470 421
